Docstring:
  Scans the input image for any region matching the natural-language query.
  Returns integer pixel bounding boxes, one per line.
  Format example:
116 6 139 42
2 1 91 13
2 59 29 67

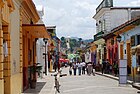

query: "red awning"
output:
59 58 69 62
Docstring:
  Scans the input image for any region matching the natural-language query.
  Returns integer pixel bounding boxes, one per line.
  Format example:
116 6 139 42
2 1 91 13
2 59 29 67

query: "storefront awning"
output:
22 24 51 38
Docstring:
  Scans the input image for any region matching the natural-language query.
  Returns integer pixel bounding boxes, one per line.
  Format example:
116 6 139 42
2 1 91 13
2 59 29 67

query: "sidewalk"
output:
22 73 55 94
95 72 140 90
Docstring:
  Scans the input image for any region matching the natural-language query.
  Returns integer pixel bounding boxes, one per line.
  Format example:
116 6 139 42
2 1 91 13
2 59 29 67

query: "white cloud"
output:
127 0 140 6
33 0 140 39
33 0 97 39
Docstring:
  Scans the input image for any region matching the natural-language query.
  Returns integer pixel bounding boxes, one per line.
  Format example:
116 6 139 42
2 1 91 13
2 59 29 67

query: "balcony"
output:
94 31 104 41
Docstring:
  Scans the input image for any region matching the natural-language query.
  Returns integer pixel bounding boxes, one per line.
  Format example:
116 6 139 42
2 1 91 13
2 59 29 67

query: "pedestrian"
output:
77 62 82 75
69 66 72 75
101 59 106 74
92 68 95 76
86 63 88 75
72 62 77 76
113 61 118 76
81 61 86 75
53 62 57 72
87 62 93 76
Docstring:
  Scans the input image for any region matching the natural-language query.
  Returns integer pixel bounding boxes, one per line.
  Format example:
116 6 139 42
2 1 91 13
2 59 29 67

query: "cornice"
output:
7 0 15 12
0 0 4 8
21 0 40 23
93 8 110 20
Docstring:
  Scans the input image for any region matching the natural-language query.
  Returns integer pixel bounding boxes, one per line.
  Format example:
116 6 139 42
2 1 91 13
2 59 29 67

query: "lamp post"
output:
116 34 122 63
43 38 48 75
116 34 123 84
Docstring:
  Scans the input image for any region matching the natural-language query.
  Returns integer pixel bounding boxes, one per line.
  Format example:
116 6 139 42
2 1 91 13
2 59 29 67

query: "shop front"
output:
94 38 105 65
22 24 50 90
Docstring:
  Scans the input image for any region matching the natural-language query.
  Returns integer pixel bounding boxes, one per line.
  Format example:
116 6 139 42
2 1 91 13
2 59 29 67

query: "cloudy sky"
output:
33 0 140 39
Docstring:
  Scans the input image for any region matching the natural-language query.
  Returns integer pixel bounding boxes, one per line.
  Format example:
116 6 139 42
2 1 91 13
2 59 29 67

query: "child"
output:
69 66 72 75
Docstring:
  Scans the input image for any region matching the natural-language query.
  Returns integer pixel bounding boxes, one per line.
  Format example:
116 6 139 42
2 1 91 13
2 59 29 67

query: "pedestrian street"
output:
58 68 138 94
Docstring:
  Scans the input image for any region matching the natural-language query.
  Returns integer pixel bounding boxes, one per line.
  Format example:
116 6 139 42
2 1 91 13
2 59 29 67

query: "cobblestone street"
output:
22 67 138 94
59 68 138 94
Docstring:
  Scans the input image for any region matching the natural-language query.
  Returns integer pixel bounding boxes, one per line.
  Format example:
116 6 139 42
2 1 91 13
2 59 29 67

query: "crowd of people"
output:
68 62 95 76
65 59 131 77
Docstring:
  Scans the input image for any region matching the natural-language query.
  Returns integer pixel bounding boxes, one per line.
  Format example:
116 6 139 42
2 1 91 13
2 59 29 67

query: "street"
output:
59 68 138 94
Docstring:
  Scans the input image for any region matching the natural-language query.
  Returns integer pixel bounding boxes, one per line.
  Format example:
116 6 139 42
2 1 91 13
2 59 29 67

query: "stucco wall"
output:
10 1 22 94
11 74 22 94
36 39 45 72
0 80 4 94
110 9 129 31
121 25 140 59
10 0 20 75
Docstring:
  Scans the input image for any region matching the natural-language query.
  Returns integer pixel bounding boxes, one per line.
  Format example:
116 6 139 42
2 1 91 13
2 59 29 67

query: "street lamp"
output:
116 34 123 84
116 34 122 64
116 34 122 43
43 38 48 75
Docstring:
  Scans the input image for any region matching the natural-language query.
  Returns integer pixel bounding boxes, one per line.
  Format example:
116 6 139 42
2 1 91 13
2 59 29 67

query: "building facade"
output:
0 0 23 94
93 0 140 66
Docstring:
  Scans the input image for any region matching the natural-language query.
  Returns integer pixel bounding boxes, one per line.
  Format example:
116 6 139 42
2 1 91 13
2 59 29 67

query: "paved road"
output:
59 68 138 94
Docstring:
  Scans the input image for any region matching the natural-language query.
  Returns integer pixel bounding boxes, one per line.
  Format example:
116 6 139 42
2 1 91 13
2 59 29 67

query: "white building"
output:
93 0 140 64
36 6 49 77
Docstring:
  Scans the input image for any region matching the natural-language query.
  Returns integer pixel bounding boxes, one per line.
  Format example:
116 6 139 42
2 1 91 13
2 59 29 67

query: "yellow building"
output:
0 0 51 94
0 0 22 94
21 0 51 91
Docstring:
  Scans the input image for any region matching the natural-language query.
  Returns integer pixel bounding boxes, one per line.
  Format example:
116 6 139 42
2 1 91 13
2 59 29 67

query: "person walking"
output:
77 62 82 75
73 62 77 76
69 66 72 75
86 63 88 75
101 59 106 74
113 62 118 76
81 62 86 75
87 62 93 76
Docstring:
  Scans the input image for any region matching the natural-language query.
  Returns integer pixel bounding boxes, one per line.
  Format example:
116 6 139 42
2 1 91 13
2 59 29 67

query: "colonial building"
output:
36 6 51 77
93 0 140 65
21 0 51 91
0 0 22 94
108 17 140 80
46 26 56 72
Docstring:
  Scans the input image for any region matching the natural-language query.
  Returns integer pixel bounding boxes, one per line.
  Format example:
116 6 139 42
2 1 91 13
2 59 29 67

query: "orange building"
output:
104 17 140 76
21 0 51 91
0 0 51 94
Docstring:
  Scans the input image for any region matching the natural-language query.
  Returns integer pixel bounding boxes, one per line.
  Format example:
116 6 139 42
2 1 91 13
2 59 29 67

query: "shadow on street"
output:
23 82 46 94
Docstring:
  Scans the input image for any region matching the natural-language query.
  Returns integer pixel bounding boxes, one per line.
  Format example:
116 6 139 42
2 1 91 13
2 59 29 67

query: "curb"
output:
132 83 140 90
95 72 119 81
95 72 140 89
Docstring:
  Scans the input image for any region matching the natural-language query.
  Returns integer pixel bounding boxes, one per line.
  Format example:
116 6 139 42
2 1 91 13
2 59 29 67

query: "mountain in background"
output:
70 37 93 43
83 39 93 44
60 36 93 54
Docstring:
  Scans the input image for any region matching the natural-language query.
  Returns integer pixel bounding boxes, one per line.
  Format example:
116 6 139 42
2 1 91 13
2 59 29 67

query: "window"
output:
137 35 140 45
131 35 135 47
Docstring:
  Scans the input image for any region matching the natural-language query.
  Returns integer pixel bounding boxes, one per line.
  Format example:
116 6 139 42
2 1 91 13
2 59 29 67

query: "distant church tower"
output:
66 37 70 49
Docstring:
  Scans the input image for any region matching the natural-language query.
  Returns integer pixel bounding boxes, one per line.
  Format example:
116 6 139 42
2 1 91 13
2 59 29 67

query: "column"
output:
3 31 11 94
0 8 4 94
19 8 23 73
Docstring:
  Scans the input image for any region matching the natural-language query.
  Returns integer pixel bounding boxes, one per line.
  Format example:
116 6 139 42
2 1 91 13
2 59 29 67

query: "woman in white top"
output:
77 62 82 75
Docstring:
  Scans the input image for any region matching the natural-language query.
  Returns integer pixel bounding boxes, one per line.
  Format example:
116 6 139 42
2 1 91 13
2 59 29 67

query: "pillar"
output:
19 8 23 91
0 8 4 94
3 31 11 94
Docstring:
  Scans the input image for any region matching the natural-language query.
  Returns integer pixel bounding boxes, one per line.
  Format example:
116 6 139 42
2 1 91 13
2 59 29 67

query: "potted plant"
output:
30 63 42 89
